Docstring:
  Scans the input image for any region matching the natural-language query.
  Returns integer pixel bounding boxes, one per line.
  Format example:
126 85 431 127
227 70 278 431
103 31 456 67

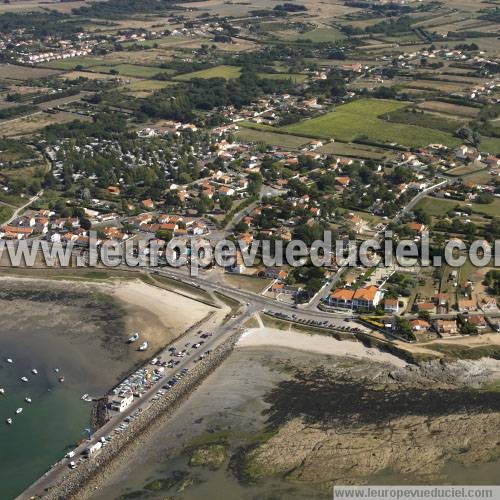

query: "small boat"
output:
58 376 65 383
139 341 148 351
16 408 23 414
25 397 32 403
6 358 13 364
0 388 4 395
32 369 38 375
128 333 140 343
54 368 60 373
21 376 29 383
6 418 12 425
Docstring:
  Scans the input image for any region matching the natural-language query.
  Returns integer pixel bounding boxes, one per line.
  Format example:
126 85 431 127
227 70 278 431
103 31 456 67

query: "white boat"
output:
16 408 23 414
6 358 13 364
32 369 38 375
21 376 29 383
139 341 148 351
54 368 60 373
25 397 32 403
0 388 4 395
6 418 12 425
128 333 140 343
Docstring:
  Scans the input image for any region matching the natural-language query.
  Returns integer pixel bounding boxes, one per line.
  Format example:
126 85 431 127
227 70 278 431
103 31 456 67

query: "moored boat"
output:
6 418 12 425
21 376 28 383
139 341 148 351
128 333 140 343
58 376 65 383
6 358 13 364
0 388 4 395
32 368 38 375
16 408 23 414
25 397 32 403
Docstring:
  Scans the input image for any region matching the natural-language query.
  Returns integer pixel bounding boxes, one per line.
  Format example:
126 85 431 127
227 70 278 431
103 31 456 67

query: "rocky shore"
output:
238 357 500 491
37 330 243 500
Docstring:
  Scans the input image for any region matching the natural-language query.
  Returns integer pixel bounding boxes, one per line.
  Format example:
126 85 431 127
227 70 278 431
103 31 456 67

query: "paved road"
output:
4 191 43 225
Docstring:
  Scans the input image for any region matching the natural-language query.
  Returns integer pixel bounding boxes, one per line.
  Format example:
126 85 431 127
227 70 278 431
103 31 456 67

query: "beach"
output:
237 326 408 368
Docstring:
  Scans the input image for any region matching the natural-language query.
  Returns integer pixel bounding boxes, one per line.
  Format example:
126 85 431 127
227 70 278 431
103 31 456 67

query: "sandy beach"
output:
0 276 217 352
237 327 408 368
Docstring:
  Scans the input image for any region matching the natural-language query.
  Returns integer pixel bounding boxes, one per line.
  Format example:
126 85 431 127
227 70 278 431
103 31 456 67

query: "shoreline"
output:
0 275 226 499
0 275 217 354
237 327 408 368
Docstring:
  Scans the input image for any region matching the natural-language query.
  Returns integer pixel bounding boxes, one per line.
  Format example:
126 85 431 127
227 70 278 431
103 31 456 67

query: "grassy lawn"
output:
235 127 311 149
283 99 461 148
223 274 272 294
415 195 500 218
413 196 463 216
174 65 241 81
90 64 164 79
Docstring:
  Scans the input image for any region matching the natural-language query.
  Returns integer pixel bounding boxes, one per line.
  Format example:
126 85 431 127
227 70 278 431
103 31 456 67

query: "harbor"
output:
0 276 215 499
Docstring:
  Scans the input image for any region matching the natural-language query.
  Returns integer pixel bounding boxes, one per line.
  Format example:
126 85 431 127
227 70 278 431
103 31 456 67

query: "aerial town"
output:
0 0 499 499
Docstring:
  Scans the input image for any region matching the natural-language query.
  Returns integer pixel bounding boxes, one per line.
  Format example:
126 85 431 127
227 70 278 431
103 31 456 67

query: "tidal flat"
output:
88 343 500 500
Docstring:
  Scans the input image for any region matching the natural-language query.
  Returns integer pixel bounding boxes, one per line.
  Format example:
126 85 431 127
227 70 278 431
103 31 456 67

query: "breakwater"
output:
34 330 242 500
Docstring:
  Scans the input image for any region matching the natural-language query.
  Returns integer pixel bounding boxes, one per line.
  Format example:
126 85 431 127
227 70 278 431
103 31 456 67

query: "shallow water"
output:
90 348 500 500
0 285 135 499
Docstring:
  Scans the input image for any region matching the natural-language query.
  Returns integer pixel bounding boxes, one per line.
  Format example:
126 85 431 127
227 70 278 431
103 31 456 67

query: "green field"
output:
41 56 105 70
257 73 307 83
121 79 175 92
279 28 344 43
318 141 388 160
90 64 164 78
415 196 500 218
479 136 500 155
283 98 462 148
174 65 241 81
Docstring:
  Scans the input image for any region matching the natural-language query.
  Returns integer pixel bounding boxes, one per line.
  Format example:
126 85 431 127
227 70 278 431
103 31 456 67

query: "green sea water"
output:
0 284 132 499
0 353 92 499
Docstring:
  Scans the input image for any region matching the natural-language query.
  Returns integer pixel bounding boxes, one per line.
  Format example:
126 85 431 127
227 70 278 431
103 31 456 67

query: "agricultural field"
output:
60 71 126 81
121 79 175 97
90 64 166 79
40 56 105 71
317 141 389 161
283 98 462 148
277 27 345 43
0 0 95 13
173 65 242 81
400 79 470 93
381 108 466 134
0 64 61 81
257 73 307 83
0 111 86 137
416 101 479 119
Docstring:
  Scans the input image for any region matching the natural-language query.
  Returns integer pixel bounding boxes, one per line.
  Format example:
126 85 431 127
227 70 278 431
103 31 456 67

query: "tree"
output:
155 229 173 242
80 217 92 230
220 196 233 211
